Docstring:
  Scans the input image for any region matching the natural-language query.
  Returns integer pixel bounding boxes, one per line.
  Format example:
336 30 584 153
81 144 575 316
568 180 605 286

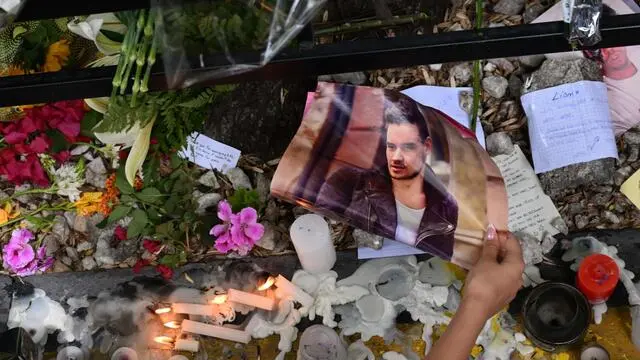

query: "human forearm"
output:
425 300 488 360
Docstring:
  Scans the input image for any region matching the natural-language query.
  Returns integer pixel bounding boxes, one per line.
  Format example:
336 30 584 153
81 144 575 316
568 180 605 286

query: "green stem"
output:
140 34 158 94
111 13 137 98
131 10 155 107
1 202 73 229
470 0 485 132
120 10 148 96
314 13 429 36
6 187 58 202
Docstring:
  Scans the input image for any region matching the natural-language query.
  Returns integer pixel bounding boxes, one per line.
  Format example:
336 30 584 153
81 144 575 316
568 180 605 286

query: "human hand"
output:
462 225 525 320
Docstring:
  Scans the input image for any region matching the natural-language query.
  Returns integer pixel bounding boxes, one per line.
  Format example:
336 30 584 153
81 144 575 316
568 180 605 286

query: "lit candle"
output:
182 319 251 344
275 275 314 308
227 289 276 311
174 339 200 353
172 303 216 316
289 214 336 274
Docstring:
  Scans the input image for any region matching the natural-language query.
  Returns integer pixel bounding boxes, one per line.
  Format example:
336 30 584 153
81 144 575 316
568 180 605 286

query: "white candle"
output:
174 339 200 353
172 303 216 316
182 319 251 343
275 275 314 307
227 289 276 311
289 214 336 274
111 347 138 360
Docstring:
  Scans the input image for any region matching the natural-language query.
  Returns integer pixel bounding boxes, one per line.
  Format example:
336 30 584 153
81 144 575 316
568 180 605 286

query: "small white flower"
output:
53 164 84 202
100 144 122 169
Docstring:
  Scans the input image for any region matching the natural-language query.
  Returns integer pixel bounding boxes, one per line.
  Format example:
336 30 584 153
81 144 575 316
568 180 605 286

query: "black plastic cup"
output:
523 282 591 352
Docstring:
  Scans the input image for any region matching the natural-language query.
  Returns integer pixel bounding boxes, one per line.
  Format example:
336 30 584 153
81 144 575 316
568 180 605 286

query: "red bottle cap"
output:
577 254 620 303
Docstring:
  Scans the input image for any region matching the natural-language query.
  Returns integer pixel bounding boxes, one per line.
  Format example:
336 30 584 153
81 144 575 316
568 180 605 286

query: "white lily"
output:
67 13 126 55
94 122 142 149
125 116 156 187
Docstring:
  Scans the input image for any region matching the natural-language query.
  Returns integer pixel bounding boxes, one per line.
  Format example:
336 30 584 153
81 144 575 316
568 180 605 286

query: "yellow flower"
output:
43 40 70 72
74 192 104 217
0 202 20 225
0 209 8 225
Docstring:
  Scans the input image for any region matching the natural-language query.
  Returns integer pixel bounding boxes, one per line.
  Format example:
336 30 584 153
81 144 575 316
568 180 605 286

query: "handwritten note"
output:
621 168 640 209
521 80 618 173
178 132 241 173
493 146 561 240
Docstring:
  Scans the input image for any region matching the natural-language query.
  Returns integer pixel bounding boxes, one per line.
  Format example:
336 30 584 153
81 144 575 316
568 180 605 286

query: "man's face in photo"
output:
602 47 638 80
385 123 430 180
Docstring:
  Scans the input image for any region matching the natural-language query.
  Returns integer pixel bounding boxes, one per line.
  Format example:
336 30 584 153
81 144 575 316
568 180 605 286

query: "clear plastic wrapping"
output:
271 83 509 269
0 0 26 30
565 0 603 46
154 0 326 88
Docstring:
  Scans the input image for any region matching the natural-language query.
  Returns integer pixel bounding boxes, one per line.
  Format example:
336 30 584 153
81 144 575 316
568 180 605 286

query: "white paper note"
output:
402 85 486 148
358 238 425 259
493 145 561 240
521 80 618 173
178 132 241 173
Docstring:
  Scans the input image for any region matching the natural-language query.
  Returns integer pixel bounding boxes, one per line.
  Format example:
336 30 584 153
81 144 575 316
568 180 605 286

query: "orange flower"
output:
74 192 104 217
43 40 70 72
0 202 20 224
100 173 120 215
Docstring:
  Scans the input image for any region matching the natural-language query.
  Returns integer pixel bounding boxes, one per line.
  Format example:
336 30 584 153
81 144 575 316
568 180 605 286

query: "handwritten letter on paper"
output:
521 80 618 173
493 146 561 240
179 132 241 173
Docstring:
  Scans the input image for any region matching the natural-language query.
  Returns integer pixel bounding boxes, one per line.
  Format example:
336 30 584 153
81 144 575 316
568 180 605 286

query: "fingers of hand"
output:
501 233 525 270
482 241 500 260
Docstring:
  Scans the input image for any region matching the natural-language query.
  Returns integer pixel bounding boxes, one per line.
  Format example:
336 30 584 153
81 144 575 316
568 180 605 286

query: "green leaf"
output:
164 196 178 213
46 129 69 153
116 167 134 194
81 111 103 138
228 188 261 213
101 29 125 43
147 207 161 223
107 205 132 223
159 252 186 268
198 215 219 247
135 187 164 204
156 222 176 237
127 209 148 238
170 152 183 169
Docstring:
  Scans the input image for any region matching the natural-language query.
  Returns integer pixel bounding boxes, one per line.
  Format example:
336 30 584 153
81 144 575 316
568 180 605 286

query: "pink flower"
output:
114 226 127 241
143 239 162 254
210 201 264 255
28 135 50 153
156 264 174 280
2 229 35 271
16 246 54 276
133 259 149 273
230 207 264 255
210 201 234 254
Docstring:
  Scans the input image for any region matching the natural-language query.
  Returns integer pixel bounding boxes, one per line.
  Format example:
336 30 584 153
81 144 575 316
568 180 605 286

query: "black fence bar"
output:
2 14 640 106
16 0 153 21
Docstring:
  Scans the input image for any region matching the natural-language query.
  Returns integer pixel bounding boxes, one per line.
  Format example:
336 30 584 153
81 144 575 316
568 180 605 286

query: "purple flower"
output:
210 201 234 254
2 229 36 271
14 246 54 277
2 229 53 276
210 201 264 255
230 207 264 255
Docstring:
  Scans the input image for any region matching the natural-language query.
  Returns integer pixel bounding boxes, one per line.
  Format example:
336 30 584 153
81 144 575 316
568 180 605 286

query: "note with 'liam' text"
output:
521 80 618 173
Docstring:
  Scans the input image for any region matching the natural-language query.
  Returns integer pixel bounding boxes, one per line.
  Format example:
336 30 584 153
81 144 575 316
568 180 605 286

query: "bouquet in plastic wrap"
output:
155 0 325 88
271 83 508 269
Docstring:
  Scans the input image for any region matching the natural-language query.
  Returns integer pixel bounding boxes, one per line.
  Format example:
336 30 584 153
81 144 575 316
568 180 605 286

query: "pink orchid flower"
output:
210 200 234 253
2 229 35 271
210 201 265 255
230 207 265 256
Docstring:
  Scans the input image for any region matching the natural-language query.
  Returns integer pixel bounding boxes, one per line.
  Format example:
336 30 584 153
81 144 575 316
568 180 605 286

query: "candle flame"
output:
154 336 174 345
164 321 181 329
155 307 171 314
211 294 228 304
258 276 276 291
